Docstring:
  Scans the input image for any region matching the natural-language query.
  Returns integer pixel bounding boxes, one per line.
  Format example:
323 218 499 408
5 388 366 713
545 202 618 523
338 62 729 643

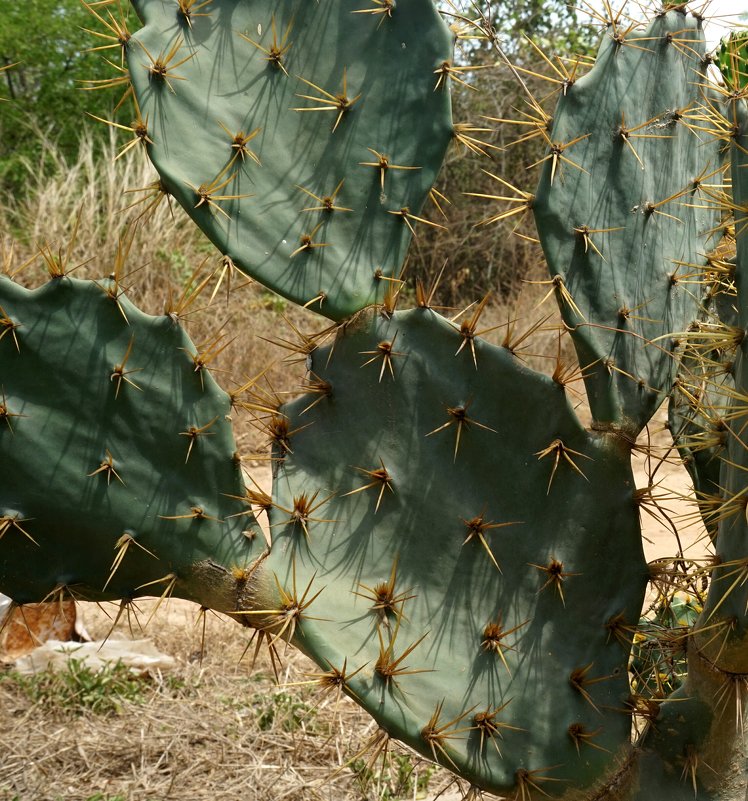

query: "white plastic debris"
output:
0 593 10 625
13 639 176 675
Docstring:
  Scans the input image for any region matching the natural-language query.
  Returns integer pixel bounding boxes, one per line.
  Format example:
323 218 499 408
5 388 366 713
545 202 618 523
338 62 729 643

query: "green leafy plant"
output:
351 752 434 801
252 690 316 733
1 659 148 715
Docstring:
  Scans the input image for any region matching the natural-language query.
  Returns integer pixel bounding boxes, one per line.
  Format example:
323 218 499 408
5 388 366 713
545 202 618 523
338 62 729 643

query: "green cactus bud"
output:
719 31 748 91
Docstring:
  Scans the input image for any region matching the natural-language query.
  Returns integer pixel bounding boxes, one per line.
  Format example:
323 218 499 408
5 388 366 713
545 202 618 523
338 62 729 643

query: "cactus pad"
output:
125 0 454 321
0 275 263 610
249 306 649 797
533 11 722 434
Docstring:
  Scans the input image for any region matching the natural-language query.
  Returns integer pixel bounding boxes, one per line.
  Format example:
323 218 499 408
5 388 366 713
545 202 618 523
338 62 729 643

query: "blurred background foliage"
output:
0 0 131 190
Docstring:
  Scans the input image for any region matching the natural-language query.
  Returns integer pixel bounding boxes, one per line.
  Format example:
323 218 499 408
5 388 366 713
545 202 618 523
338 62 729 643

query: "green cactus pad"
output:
0 275 263 610
697 97 748 657
667 281 737 537
719 31 748 91
533 10 722 435
124 0 454 321
249 306 648 797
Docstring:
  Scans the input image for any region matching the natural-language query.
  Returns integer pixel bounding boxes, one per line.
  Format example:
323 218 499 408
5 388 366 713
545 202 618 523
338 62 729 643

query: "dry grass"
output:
0 599 463 801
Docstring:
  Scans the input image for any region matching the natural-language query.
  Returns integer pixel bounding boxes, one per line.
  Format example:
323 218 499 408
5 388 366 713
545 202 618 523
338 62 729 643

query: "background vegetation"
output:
0 0 131 189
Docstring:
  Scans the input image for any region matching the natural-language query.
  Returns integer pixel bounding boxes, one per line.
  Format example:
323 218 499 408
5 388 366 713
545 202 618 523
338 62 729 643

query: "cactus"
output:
668 278 737 537
719 30 748 91
256 304 649 794
0 273 263 612
632 70 748 801
122 0 454 321
696 81 748 673
668 28 746 521
531 10 722 434
1 2 747 800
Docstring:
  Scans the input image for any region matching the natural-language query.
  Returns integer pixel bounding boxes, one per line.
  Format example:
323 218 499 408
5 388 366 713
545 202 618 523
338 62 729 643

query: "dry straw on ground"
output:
0 600 460 801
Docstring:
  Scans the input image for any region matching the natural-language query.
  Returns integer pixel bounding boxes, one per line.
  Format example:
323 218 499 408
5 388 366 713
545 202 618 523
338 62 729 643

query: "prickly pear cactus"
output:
253 305 647 796
666 25 745 519
533 11 722 435
668 278 737 537
1 3 747 801
124 0 454 320
696 95 748 658
635 91 748 801
0 275 263 611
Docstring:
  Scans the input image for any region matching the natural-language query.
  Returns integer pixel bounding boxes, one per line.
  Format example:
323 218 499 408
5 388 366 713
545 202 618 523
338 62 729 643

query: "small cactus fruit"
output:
245 306 648 797
0 275 263 611
532 10 723 435
122 0 454 321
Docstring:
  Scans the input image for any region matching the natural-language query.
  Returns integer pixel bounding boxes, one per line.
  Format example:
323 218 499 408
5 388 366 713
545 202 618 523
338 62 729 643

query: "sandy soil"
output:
630 444 708 564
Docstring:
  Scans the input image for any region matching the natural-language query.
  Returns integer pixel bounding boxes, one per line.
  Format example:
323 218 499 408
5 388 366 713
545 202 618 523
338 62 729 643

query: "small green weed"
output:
157 247 192 284
1 659 149 715
253 290 288 314
351 752 434 801
252 690 315 732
